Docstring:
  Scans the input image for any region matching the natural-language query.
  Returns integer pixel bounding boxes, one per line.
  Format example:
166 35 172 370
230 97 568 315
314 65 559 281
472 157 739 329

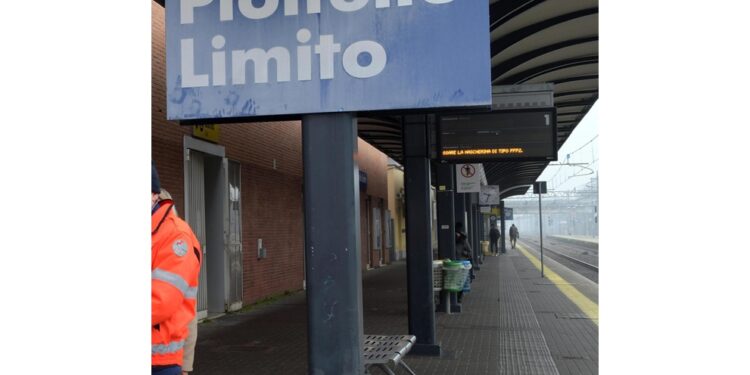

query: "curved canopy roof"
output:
156 0 598 197
358 0 598 197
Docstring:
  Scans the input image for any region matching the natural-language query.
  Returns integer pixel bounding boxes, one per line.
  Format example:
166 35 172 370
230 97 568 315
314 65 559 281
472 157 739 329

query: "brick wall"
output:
359 197 369 270
356 140 390 269
387 166 407 253
356 139 388 201
153 2 391 306
153 3 303 305
241 165 304 303
152 2 191 215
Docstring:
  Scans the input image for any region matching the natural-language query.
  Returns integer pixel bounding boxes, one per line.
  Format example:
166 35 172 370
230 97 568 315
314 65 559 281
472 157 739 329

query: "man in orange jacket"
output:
152 162 202 375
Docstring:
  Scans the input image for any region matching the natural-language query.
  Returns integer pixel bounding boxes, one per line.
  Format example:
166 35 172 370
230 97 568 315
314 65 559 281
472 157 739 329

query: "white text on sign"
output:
179 0 454 88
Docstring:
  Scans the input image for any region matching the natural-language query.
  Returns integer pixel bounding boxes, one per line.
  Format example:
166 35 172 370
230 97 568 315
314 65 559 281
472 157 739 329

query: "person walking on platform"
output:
509 224 519 250
152 162 202 375
489 226 500 255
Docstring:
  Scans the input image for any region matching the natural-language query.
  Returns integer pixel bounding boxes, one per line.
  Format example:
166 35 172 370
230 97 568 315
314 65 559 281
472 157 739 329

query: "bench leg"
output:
398 361 417 375
376 364 397 375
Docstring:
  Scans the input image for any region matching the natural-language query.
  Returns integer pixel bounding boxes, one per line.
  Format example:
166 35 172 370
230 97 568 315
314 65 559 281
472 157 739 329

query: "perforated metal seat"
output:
363 335 417 375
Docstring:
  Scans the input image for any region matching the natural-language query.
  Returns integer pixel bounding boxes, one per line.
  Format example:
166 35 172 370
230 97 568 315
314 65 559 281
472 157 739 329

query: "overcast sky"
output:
537 102 599 192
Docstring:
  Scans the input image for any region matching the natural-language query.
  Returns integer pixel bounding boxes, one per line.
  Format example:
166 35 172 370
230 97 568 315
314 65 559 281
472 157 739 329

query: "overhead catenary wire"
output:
567 134 598 157
547 134 598 190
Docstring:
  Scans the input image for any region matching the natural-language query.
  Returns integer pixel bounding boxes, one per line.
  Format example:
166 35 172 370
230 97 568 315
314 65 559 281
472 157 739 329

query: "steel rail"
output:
519 239 598 272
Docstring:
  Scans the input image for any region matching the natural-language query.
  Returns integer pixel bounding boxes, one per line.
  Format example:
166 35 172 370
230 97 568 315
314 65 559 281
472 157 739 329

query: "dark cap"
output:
152 161 161 194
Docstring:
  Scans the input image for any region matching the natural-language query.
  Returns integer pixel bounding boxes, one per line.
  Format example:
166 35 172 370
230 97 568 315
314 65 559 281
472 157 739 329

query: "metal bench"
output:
363 335 417 375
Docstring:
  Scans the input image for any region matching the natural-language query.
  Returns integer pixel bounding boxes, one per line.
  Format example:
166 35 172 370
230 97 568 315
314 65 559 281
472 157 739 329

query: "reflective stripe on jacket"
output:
152 200 201 367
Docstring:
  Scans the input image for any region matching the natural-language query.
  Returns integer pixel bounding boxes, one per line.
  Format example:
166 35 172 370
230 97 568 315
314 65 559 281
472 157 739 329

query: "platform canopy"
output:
358 0 598 198
156 0 598 198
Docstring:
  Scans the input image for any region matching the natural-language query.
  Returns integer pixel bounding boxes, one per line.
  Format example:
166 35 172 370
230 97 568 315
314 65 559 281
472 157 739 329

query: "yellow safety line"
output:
516 242 599 326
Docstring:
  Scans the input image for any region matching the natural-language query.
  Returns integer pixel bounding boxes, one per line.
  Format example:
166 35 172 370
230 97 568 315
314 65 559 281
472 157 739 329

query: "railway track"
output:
517 237 598 283
542 245 598 272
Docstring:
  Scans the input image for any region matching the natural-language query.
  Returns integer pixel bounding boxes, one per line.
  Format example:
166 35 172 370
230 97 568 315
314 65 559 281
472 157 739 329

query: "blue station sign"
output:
166 0 491 120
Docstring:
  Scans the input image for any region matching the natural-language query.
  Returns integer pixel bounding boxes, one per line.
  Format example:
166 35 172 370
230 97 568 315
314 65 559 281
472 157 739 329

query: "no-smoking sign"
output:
456 163 481 193
460 164 476 178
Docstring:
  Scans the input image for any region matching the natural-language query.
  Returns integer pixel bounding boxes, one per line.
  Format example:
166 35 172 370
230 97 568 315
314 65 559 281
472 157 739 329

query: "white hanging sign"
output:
456 164 481 193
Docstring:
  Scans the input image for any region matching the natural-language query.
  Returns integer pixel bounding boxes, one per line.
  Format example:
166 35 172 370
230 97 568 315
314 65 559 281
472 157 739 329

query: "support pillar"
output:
403 116 441 356
454 192 466 239
500 200 507 254
474 198 484 262
435 163 460 313
469 193 481 269
474 196 483 263
302 114 363 374
478 209 485 255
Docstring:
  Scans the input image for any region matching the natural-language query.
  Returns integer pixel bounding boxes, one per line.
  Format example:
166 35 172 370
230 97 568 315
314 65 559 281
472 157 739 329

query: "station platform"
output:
190 241 598 374
549 235 599 246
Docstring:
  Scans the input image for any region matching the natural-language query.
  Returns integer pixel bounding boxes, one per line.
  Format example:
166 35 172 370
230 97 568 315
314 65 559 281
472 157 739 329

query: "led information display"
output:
438 108 557 162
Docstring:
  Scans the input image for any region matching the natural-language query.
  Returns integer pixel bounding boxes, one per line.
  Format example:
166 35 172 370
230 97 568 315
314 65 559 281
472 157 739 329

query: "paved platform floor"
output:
190 242 598 374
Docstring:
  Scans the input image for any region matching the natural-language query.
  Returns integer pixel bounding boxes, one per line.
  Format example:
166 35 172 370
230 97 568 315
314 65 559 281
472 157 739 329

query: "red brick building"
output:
152 2 391 318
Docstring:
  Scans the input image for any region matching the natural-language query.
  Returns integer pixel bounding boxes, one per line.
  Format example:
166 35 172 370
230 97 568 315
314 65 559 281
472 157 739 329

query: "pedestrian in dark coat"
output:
509 224 519 249
489 226 500 255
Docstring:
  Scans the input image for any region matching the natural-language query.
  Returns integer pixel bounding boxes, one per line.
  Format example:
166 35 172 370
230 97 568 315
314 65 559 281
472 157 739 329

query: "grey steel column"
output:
468 194 475 248
476 196 482 263
468 195 475 263
403 116 441 356
455 192 473 265
476 195 484 266
539 191 544 278
435 163 460 313
454 192 466 238
302 114 364 374
500 200 507 254
476 199 483 260
469 193 481 269
478 210 485 253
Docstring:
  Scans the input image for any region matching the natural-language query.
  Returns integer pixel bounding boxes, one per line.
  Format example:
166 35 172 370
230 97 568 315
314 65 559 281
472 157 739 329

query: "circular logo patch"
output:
172 239 188 257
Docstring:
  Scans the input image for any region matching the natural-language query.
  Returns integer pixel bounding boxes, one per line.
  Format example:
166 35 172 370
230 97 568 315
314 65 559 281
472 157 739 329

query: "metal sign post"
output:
404 117 441 356
538 192 544 278
302 113 364 373
533 181 547 277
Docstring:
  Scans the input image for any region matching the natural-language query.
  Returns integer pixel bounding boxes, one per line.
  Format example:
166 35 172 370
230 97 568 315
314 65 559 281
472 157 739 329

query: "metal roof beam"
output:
492 36 598 79
359 132 402 140
551 75 598 85
490 7 598 56
495 56 598 84
554 89 599 98
489 0 545 30
556 97 597 108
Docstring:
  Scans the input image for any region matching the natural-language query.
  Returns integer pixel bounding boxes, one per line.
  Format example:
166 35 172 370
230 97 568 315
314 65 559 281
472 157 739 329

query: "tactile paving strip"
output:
497 255 560 374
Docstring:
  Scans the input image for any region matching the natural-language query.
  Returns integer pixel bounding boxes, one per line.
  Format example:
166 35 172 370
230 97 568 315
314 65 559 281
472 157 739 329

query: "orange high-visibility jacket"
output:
151 200 201 367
